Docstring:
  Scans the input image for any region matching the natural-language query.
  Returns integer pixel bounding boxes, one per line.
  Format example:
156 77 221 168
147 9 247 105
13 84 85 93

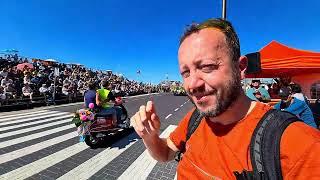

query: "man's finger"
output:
150 113 160 129
146 101 156 114
130 114 137 128
134 112 145 132
139 105 149 126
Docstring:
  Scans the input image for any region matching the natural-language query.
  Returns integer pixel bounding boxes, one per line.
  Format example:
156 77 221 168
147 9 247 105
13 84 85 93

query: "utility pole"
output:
222 0 227 20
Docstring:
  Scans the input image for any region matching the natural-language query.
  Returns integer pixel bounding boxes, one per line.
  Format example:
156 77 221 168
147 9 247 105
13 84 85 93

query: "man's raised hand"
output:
130 101 161 140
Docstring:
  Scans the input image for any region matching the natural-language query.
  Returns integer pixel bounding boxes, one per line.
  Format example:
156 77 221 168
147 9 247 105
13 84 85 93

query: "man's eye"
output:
181 71 190 78
200 64 218 72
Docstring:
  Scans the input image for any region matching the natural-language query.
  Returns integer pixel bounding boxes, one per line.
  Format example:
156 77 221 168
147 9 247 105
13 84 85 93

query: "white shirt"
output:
292 93 306 102
22 86 32 94
39 87 48 93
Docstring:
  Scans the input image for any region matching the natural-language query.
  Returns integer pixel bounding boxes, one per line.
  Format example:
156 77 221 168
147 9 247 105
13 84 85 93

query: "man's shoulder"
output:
183 107 197 122
281 121 320 159
168 108 197 151
280 122 320 175
283 122 319 143
249 102 272 118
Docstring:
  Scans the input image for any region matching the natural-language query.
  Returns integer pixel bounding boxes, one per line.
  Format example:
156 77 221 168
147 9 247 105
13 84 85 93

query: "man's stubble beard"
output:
188 66 242 118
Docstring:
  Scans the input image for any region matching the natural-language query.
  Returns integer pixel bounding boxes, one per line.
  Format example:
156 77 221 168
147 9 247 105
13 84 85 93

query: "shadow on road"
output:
88 128 141 150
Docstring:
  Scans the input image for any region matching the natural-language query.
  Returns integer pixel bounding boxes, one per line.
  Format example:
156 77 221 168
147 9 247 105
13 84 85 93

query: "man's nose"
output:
187 72 205 92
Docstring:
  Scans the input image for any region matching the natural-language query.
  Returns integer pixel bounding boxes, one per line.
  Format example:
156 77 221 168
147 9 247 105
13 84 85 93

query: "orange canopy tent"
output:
245 40 320 97
246 40 320 78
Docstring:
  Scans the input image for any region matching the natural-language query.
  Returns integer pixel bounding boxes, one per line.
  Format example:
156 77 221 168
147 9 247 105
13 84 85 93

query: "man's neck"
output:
208 92 256 125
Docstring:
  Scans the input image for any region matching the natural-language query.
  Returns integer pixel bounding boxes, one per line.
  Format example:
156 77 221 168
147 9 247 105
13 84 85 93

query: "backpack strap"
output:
186 108 202 143
175 108 202 162
250 109 300 180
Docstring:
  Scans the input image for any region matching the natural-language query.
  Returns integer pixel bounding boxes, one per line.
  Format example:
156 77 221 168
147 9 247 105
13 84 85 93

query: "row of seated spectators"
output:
0 55 164 107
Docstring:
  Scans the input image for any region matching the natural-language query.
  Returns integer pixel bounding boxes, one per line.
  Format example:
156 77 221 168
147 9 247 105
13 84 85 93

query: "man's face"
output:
178 28 242 117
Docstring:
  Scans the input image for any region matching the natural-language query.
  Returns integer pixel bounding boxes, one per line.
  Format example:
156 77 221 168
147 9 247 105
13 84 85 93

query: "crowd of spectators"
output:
244 78 319 128
0 54 164 106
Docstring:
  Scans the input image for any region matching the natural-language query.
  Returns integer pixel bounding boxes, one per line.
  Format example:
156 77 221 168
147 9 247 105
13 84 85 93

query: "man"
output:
22 83 33 102
0 85 6 103
246 80 271 102
39 84 48 94
96 80 115 110
274 86 317 129
62 84 71 96
84 83 97 108
130 18 320 179
5 82 17 99
96 80 123 124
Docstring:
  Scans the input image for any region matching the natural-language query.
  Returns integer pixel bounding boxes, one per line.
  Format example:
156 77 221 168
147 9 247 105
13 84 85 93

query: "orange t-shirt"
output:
169 102 320 179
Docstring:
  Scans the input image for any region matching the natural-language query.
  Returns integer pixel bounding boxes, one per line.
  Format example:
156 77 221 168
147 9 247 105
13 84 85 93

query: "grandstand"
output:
0 53 161 111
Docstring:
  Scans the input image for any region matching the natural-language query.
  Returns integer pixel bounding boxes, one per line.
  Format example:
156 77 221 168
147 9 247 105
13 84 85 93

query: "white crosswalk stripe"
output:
118 125 177 180
0 131 77 164
0 115 72 132
0 123 74 148
0 115 72 136
0 102 184 180
57 133 139 180
0 110 49 120
0 111 69 125
0 143 88 180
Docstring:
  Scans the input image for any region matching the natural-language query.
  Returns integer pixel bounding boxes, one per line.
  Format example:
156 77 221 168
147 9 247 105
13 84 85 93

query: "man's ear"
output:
238 56 248 80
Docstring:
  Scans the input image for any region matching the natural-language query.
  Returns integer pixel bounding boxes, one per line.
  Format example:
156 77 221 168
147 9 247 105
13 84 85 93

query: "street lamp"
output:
222 0 227 20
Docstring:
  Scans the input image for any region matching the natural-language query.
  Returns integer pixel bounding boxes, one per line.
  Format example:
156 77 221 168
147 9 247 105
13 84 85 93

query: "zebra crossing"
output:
0 109 178 180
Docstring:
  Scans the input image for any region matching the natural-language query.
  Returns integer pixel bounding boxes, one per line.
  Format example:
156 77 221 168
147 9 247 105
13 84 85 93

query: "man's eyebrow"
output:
179 64 188 70
194 57 222 64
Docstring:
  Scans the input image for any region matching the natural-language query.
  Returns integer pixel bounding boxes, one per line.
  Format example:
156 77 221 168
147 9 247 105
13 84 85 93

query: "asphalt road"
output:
0 93 194 180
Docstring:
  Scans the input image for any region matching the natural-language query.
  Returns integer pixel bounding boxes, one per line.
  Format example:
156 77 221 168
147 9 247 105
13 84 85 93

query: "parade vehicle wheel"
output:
118 105 128 121
120 111 128 122
85 135 101 148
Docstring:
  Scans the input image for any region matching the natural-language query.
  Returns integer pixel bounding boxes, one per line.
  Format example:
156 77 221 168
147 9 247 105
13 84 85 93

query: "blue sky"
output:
1 0 320 84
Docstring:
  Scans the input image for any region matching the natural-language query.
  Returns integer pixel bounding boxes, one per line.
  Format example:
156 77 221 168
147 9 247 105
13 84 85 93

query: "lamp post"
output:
222 0 227 20
53 67 59 105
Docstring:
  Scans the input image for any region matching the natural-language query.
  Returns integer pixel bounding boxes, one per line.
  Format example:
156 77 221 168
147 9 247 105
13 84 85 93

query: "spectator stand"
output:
0 54 163 112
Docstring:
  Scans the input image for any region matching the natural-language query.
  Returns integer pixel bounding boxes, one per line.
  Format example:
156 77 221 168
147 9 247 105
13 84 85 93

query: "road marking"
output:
43 102 83 109
118 125 177 180
124 93 159 99
0 114 71 132
0 111 69 125
165 114 172 119
174 108 179 112
180 104 183 107
0 124 74 149
0 116 72 138
0 131 77 164
57 133 139 180
0 110 49 120
0 111 67 125
0 143 88 180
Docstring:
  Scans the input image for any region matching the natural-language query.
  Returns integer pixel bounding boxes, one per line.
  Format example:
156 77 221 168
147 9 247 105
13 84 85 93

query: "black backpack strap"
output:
250 109 300 180
186 108 202 143
175 108 202 162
